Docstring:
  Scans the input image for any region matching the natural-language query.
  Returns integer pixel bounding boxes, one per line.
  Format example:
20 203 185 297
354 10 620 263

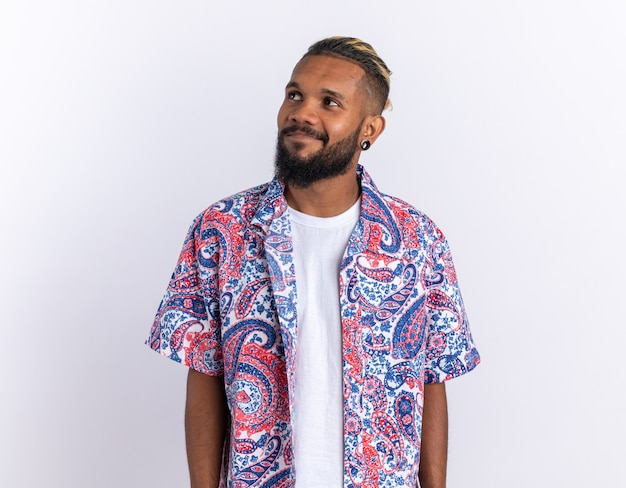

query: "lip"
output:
282 131 323 145
283 131 320 142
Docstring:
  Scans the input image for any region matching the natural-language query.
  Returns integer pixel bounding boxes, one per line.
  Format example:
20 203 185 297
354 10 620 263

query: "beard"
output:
274 124 361 189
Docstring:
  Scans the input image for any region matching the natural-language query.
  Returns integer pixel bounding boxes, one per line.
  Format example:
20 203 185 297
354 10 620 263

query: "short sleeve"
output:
423 227 480 384
146 214 223 375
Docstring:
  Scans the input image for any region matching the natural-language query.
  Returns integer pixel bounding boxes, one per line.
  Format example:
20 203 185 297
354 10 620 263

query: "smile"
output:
285 131 320 141
280 125 329 144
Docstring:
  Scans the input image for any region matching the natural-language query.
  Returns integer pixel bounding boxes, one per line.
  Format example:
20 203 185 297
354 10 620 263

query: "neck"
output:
284 165 361 217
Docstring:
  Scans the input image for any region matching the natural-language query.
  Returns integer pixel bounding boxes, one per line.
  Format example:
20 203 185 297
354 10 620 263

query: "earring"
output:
360 139 371 151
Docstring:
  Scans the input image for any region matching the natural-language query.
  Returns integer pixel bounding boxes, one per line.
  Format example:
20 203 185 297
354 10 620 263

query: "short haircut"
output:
302 36 392 114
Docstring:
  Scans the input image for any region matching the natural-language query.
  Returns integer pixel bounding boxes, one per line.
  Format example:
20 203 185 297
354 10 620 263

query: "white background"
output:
1 1 625 486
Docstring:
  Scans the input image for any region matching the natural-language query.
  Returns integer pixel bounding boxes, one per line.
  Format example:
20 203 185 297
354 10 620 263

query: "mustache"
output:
280 125 329 144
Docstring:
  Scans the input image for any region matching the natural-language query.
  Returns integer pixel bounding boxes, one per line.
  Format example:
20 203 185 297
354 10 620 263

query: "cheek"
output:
277 103 290 127
328 121 356 141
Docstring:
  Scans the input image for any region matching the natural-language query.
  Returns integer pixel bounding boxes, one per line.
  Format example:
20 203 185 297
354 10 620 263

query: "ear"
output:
361 114 386 146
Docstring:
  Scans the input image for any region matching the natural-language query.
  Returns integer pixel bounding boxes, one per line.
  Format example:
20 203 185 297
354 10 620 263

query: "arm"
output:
185 369 229 488
418 382 448 488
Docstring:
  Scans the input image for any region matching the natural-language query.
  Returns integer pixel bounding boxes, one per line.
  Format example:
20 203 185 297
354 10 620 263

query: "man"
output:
148 36 480 488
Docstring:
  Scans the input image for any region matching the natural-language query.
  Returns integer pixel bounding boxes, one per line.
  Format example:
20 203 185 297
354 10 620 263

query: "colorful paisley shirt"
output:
148 165 480 487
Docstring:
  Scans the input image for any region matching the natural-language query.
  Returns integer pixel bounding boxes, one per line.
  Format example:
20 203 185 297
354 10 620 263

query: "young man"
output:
148 36 480 488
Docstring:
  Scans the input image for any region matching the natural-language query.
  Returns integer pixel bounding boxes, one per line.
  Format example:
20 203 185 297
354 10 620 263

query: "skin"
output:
185 54 449 487
276 55 385 217
419 383 448 488
185 370 228 488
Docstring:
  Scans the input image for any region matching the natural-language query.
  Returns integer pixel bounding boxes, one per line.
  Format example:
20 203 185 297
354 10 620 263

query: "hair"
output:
302 36 392 114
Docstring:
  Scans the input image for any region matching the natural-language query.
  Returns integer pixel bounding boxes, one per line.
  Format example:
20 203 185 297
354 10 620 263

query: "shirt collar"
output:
251 165 404 258
348 166 405 258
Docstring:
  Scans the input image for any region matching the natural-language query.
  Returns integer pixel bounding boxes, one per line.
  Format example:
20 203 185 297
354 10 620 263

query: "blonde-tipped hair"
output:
303 36 392 114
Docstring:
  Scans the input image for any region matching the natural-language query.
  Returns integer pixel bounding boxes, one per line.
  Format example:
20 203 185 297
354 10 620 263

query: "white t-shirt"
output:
290 199 360 487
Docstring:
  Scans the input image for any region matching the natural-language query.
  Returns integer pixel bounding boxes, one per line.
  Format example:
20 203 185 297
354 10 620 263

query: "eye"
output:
324 97 339 107
288 91 302 101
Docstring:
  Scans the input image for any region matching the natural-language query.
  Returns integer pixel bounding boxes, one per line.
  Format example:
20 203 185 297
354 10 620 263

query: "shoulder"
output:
388 194 440 230
360 165 443 243
375 190 446 246
200 181 272 225
184 181 273 243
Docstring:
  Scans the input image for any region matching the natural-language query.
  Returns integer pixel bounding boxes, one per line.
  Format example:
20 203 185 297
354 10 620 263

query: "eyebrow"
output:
286 81 346 101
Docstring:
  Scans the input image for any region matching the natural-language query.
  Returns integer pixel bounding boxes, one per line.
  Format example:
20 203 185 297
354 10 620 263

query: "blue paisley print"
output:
148 166 480 487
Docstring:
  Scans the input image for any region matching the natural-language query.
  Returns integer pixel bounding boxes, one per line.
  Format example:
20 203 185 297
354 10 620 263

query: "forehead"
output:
289 55 366 95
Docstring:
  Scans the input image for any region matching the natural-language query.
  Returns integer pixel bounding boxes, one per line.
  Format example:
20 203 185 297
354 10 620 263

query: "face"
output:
275 55 369 188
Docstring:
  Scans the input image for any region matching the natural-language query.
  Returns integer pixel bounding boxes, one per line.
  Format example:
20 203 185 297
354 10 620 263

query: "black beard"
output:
274 125 361 189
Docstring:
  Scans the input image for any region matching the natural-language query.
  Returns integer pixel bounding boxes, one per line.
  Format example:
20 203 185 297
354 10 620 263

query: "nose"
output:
288 99 319 126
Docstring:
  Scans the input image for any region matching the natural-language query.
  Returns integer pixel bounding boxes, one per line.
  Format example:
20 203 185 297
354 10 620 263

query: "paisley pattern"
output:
148 166 480 487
